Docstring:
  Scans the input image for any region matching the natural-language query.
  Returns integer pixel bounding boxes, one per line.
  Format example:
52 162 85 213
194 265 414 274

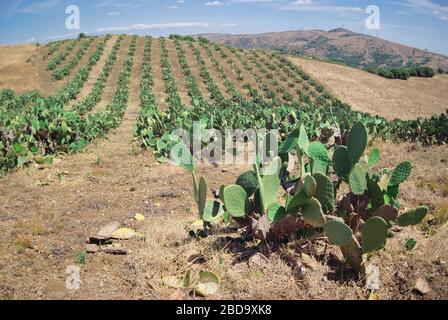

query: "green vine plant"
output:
177 121 428 272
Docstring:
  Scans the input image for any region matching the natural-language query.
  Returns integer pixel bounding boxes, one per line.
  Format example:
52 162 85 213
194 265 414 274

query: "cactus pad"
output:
301 197 326 227
313 172 335 213
361 216 388 254
397 206 428 227
349 164 367 196
389 161 412 186
347 121 368 165
287 190 309 215
198 176 207 217
303 174 317 198
267 203 287 222
367 178 385 210
236 171 258 197
308 141 331 165
324 220 353 246
223 185 248 218
332 146 351 178
202 200 224 223
261 157 282 210
373 205 398 222
368 148 380 166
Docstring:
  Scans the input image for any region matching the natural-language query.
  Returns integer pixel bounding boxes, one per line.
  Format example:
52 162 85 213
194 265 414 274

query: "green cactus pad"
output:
340 236 363 272
303 174 317 198
287 190 309 215
361 216 388 254
332 146 351 178
367 178 385 210
279 127 301 154
219 185 225 202
198 176 207 217
235 171 258 197
324 220 353 246
297 125 310 156
389 161 412 186
313 172 335 213
312 160 328 175
347 122 368 165
368 148 380 166
202 200 224 223
301 197 326 228
267 203 287 222
223 185 248 218
308 141 331 165
349 164 367 196
397 206 428 227
261 157 282 210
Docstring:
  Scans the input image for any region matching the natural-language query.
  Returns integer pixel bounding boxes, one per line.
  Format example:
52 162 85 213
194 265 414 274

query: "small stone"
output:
86 244 100 253
365 264 381 291
97 221 120 239
134 213 145 222
248 253 268 268
415 277 432 295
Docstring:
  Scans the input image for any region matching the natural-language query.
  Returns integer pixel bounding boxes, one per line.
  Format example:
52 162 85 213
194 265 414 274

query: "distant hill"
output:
196 28 448 71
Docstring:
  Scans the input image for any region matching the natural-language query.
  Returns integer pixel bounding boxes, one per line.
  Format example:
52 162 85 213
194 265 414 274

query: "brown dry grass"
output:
289 56 448 120
0 44 56 94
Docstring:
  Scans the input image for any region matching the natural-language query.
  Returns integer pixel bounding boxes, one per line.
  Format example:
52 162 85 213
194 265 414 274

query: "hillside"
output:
289 56 448 120
197 29 448 70
0 35 447 300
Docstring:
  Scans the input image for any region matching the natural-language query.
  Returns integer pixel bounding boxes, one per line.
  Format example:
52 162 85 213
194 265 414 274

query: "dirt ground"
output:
0 44 55 94
0 37 447 300
289 57 448 120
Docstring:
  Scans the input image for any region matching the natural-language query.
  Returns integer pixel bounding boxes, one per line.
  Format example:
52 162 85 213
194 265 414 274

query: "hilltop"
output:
196 29 448 70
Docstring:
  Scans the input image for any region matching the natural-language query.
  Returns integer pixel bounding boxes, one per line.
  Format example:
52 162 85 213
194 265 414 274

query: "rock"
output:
111 227 142 240
415 277 432 295
101 246 128 255
248 253 268 268
97 222 120 239
365 264 381 290
86 244 100 253
134 213 145 222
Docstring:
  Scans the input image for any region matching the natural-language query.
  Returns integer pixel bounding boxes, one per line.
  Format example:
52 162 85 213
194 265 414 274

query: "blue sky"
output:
0 0 447 55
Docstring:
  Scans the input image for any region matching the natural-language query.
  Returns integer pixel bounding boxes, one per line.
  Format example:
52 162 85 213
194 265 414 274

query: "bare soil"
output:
289 56 448 120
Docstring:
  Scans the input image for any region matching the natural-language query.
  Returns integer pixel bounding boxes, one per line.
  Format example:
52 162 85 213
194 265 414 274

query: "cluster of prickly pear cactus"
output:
179 121 428 272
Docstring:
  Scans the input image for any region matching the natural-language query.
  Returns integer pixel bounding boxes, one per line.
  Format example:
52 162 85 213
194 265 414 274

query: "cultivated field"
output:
0 35 447 300
290 56 448 120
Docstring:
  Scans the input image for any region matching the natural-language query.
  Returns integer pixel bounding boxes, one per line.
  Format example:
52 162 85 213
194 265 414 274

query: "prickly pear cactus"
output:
332 146 351 177
198 176 207 218
324 220 353 246
301 197 326 227
236 171 258 197
361 216 388 254
347 121 368 165
223 185 248 218
389 161 412 186
313 172 335 213
349 164 367 196
397 206 428 226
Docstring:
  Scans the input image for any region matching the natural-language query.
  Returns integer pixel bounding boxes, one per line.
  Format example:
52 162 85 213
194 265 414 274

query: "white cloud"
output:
107 12 120 15
205 1 227 6
280 1 363 13
96 22 212 33
397 0 448 22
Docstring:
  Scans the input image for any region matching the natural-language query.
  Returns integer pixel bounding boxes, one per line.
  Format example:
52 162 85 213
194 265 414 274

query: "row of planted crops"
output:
1 35 447 176
0 34 138 175
135 35 448 163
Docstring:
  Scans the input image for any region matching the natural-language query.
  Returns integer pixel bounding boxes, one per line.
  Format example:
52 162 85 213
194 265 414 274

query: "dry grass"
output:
289 56 448 120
